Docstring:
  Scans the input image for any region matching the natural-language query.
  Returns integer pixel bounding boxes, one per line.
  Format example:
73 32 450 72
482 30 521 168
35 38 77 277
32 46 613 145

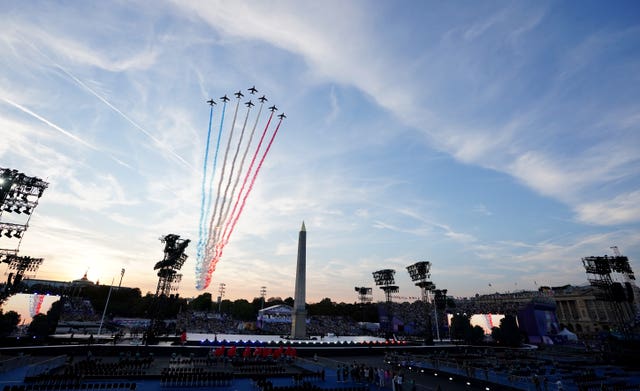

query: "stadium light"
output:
0 167 48 260
372 269 399 336
407 261 435 345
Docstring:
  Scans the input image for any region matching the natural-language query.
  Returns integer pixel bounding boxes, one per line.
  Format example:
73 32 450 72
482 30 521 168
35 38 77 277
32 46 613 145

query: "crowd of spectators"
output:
60 298 98 321
176 311 241 334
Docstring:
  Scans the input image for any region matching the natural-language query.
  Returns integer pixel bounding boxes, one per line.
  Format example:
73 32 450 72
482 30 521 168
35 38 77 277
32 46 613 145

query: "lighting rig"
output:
146 234 190 344
153 234 190 297
373 269 399 302
260 286 267 309
218 282 226 313
2 254 44 295
407 261 436 345
582 247 636 338
354 286 373 304
373 269 398 336
354 286 372 323
433 289 449 340
0 168 48 259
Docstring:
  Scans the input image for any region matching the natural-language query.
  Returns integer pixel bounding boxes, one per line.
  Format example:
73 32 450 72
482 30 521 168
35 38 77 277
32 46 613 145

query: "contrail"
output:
1 96 134 170
1 96 97 149
26 42 193 170
51 63 193 169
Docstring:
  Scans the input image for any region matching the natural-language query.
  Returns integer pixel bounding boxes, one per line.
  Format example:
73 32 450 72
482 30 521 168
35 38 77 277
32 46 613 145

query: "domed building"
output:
71 272 95 288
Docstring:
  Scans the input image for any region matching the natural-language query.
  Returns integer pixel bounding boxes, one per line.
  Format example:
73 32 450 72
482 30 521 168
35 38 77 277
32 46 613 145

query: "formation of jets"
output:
205 87 285 119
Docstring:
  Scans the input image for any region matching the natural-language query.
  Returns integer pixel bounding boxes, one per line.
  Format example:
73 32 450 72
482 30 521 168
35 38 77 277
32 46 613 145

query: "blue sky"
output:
1 1 639 304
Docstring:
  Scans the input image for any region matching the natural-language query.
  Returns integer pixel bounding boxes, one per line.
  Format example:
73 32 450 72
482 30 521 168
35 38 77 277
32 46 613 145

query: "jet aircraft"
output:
245 100 255 108
278 113 286 119
207 99 216 106
220 95 230 102
248 86 258 94
258 95 268 103
269 105 278 112
234 90 244 98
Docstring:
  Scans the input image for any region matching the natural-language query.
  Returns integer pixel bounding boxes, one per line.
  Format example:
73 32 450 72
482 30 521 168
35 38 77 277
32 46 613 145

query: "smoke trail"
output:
209 102 255 256
207 104 252 255
206 117 285 280
196 103 215 266
203 96 241 270
218 109 273 256
195 101 228 289
29 294 45 317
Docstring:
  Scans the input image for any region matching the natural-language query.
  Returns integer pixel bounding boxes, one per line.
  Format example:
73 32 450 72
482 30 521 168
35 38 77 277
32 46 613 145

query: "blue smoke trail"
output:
196 104 215 265
196 101 227 288
205 97 240 255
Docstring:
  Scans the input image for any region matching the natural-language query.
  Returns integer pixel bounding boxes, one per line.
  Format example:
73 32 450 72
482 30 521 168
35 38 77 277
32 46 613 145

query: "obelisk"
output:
291 221 307 339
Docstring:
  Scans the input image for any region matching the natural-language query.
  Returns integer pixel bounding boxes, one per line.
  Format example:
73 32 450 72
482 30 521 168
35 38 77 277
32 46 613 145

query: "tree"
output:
492 315 521 347
267 297 283 305
219 299 232 314
231 299 255 321
308 298 335 316
469 325 485 344
27 314 50 337
0 310 20 336
190 293 213 311
283 297 294 307
450 313 472 341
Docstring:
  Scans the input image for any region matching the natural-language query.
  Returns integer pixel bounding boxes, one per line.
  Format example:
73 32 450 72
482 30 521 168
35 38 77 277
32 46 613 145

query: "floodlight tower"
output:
373 269 398 336
354 286 373 323
3 255 43 295
583 249 637 339
432 289 448 340
260 286 267 309
218 282 226 313
153 234 190 297
407 261 436 345
147 234 189 344
355 286 373 305
0 167 48 262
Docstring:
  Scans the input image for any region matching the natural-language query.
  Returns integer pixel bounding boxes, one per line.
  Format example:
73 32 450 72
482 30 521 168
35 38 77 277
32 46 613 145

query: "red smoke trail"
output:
218 112 275 253
213 104 254 252
208 117 284 271
203 114 278 288
30 294 45 317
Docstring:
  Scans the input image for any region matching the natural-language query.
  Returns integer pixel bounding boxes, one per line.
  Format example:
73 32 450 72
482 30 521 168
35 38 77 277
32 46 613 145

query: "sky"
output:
1 1 639 305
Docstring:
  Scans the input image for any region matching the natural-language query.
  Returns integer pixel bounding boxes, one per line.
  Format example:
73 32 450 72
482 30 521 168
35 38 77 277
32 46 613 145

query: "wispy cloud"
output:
0 96 96 150
576 191 640 225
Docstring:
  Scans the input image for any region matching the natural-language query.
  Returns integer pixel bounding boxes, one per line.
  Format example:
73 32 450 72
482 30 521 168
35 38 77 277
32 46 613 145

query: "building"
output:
550 285 636 336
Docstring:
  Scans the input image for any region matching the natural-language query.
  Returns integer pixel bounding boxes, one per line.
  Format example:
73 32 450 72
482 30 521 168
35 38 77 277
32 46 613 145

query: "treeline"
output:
22 284 382 323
